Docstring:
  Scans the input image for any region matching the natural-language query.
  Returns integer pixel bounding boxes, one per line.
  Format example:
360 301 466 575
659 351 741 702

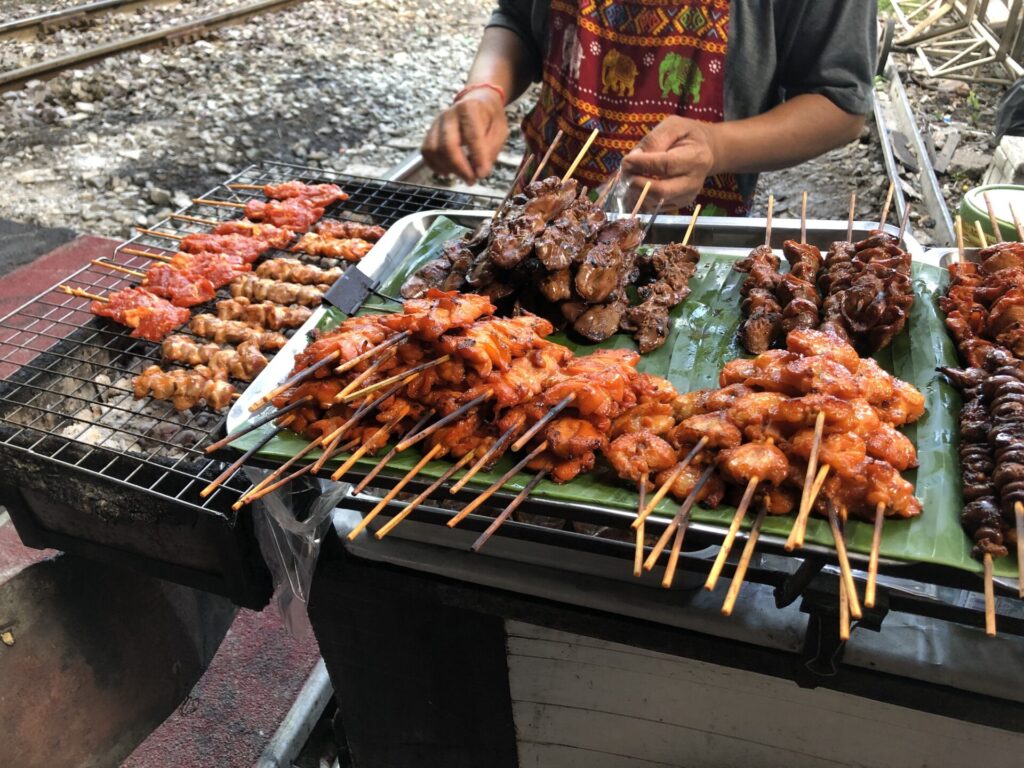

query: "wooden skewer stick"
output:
228 183 263 191
846 192 857 242
352 409 435 494
233 437 360 506
721 506 767 616
329 408 408 481
705 475 760 591
92 259 145 278
199 415 295 498
450 421 519 494
795 464 830 548
632 437 709 529
827 503 862 620
249 350 341 412
136 227 183 241
471 469 549 553
511 394 575 452
975 220 989 249
630 180 653 217
681 204 702 247
60 284 107 302
172 213 221 226
310 425 352 475
1009 201 1024 242
955 214 965 263
561 128 599 182
788 410 826 550
207 394 313 453
347 444 446 540
121 247 172 261
448 441 549 528
1016 501 1024 599
396 390 491 452
763 194 774 248
336 347 397 399
897 204 912 242
375 450 478 540
643 464 716 572
838 505 851 640
234 431 324 508
595 168 622 208
879 182 894 230
634 482 647 578
530 130 564 184
661 515 689 589
799 190 808 244
500 152 535 206
193 198 246 209
335 331 410 376
983 191 1003 243
338 355 451 404
865 501 885 609
984 552 997 636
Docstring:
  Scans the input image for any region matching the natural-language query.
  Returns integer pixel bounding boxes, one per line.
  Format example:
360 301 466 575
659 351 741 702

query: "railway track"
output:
0 0 310 92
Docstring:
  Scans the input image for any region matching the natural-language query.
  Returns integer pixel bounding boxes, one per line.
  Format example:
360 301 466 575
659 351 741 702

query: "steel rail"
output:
0 0 310 92
0 0 140 37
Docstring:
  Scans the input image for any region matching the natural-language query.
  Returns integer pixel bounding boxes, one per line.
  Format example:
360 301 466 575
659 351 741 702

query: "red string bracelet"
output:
452 83 506 105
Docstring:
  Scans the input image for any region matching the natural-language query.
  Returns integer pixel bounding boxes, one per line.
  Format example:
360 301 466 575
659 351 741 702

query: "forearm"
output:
465 26 534 104
707 94 866 176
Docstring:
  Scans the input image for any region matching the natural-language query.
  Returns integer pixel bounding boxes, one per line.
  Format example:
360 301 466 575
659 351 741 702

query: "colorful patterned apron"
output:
522 0 748 216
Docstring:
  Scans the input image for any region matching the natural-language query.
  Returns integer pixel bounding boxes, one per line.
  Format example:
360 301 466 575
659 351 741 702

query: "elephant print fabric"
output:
523 0 747 216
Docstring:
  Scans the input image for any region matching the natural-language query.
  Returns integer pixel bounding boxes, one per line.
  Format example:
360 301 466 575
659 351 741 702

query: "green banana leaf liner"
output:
232 216 1011 578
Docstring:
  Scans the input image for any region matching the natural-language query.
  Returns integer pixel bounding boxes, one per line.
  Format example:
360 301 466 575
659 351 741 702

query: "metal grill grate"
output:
0 162 496 518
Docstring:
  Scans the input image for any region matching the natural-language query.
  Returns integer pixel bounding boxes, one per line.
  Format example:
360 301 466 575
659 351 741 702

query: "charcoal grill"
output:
0 161 497 608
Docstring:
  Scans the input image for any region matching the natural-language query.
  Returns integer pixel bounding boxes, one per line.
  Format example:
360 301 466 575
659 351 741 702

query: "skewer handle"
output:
763 194 774 248
530 130 564 184
561 128 599 182
865 502 885 608
878 182 894 230
799 190 808 244
193 198 247 209
705 475 758 591
983 191 1003 243
974 220 989 249
828 505 862 620
681 204 702 247
721 507 766 616
1016 501 1024 599
846 192 856 242
954 215 965 264
1009 201 1024 242
983 552 997 636
630 180 652 216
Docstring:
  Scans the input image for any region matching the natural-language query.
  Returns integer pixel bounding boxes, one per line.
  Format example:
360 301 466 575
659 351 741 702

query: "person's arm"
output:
421 27 534 184
620 95 865 208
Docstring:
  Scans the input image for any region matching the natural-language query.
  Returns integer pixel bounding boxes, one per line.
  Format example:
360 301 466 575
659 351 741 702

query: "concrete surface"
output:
984 135 1024 186
0 218 77 278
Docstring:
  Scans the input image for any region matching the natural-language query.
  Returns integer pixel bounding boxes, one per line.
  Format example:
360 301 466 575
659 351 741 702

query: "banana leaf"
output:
233 216 1010 578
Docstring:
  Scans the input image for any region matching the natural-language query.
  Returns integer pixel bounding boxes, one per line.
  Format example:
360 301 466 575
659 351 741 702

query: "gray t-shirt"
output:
487 0 878 201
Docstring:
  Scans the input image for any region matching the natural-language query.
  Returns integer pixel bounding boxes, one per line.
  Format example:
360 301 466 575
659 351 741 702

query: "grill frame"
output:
0 162 497 606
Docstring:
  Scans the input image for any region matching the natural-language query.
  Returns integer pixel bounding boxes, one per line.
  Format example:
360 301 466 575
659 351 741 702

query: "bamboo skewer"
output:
827 503 862 620
632 437 708 530
764 194 774 247
207 394 313 453
643 464 716 572
172 213 221 226
681 204 702 246
799 190 808 244
595 168 621 208
865 501 885 609
839 578 851 642
721 506 767 616
199 415 295 498
450 422 519 494
501 152 535 204
60 285 107 302
630 180 652 216
249 350 341 411
1016 501 1024 599
1009 201 1024 242
897 204 912 242
705 475 760 592
335 331 410 376
788 410 826 550
238 437 360 506
955 214 966 262
336 347 397 399
511 394 575 452
136 227 183 241
234 431 324 508
337 355 451 403
92 259 145 278
448 441 549 527
352 409 435 494
846 192 857 242
375 450 478 540
121 247 172 261
561 128 599 182
193 198 246 209
530 130 564 184
983 191 1003 242
227 183 263 191
396 390 491 452
879 182 894 229
975 220 989 249
794 464 831 549
984 552 997 636
346 444 445 540
634 482 647 578
329 407 408 481
310 426 351 475
471 469 548 552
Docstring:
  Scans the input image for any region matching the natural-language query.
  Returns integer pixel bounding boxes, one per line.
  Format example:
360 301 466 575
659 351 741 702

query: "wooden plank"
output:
507 624 1024 768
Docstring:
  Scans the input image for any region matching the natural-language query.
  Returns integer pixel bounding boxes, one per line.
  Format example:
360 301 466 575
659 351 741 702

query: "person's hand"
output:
620 116 720 211
421 88 509 184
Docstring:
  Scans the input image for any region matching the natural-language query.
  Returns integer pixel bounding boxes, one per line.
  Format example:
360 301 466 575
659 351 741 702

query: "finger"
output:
439 113 476 183
421 119 444 171
456 104 493 179
622 145 696 179
628 174 701 211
